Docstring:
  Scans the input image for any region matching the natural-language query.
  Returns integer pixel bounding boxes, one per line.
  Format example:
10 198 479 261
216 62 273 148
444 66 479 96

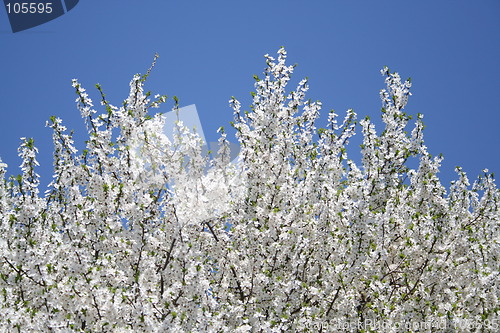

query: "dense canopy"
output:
0 49 498 332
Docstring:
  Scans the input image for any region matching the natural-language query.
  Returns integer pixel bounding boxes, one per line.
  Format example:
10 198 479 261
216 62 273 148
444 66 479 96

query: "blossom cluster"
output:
0 49 498 332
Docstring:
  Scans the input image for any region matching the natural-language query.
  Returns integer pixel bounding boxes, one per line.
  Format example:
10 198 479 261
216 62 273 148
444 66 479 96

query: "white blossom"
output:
0 49 498 332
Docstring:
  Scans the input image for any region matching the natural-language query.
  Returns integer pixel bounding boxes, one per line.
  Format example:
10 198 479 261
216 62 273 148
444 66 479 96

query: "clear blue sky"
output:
1 1 499 188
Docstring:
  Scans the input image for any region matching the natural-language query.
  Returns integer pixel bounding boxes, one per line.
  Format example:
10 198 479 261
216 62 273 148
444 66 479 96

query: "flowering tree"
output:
0 49 498 332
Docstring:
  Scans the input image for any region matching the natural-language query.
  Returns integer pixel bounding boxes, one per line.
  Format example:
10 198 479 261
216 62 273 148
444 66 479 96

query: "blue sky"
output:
1 1 499 189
